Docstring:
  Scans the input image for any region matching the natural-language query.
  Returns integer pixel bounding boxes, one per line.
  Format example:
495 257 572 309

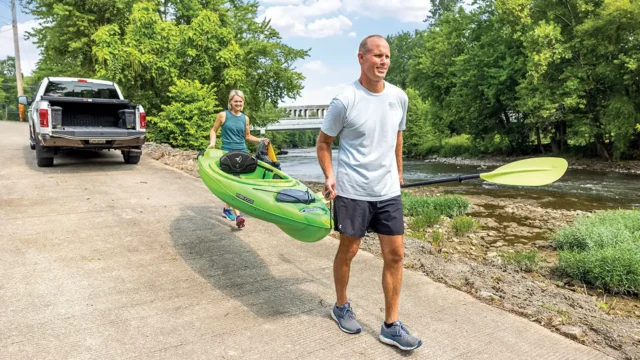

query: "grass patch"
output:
553 210 640 294
431 230 444 248
410 211 441 230
402 191 470 234
402 191 470 218
452 216 478 235
500 250 540 272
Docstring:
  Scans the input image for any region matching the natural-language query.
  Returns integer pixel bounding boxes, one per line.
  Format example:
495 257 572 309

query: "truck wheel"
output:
35 142 54 167
123 150 141 164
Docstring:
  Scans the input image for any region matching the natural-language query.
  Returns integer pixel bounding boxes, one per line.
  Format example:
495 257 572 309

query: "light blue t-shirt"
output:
320 80 408 201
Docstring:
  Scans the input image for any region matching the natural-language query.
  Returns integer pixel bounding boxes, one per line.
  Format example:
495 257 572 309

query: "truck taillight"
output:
140 112 146 129
39 109 49 127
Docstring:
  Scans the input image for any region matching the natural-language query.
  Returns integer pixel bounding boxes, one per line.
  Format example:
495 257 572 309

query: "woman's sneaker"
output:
331 302 362 334
379 321 422 351
236 215 245 228
222 208 235 221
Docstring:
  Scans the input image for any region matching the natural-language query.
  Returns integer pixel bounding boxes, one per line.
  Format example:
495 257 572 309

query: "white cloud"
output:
342 0 430 23
282 83 349 106
302 60 328 73
348 32 357 37
305 16 352 38
259 0 352 38
259 0 430 39
0 20 40 76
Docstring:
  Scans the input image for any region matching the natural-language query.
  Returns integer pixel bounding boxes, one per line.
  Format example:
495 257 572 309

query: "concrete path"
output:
0 120 612 359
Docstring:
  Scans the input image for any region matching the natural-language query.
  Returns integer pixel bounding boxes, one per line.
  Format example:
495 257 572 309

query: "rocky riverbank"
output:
358 188 640 360
142 142 640 360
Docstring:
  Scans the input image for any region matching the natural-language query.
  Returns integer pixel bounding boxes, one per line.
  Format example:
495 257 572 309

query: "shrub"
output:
147 79 220 150
553 210 640 294
439 134 472 157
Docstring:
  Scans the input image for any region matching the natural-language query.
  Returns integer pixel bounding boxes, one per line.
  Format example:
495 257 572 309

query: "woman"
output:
208 89 269 228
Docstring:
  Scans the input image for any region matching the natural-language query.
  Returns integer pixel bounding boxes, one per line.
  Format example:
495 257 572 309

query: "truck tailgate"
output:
51 126 145 139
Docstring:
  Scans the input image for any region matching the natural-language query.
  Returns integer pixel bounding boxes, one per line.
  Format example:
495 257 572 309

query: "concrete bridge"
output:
253 104 328 134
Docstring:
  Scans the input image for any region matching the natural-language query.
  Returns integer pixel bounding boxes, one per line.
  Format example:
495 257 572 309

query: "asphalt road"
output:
0 120 612 359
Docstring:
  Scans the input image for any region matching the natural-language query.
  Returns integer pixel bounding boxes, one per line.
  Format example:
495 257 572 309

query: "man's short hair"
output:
359 35 386 55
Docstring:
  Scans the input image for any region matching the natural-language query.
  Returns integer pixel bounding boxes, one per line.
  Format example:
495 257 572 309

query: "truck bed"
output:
44 97 135 128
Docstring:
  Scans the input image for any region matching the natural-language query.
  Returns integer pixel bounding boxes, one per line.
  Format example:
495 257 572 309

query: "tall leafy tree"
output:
385 30 422 90
502 0 640 159
25 0 308 148
22 0 139 79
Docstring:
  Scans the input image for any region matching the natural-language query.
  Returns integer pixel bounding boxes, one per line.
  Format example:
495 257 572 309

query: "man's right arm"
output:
317 131 337 199
317 98 347 200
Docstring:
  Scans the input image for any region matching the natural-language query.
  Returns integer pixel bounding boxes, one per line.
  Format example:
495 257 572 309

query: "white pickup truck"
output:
19 77 147 167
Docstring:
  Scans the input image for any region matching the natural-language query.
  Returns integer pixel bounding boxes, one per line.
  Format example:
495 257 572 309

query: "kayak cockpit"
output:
208 150 293 185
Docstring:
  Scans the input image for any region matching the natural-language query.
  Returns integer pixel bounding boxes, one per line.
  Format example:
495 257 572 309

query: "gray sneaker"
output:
331 302 362 334
379 321 422 351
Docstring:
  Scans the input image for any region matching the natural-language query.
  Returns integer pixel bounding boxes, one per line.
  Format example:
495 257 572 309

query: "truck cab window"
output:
44 81 119 99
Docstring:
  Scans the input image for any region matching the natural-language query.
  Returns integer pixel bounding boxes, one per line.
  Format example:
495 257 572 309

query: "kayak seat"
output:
276 189 315 204
219 151 258 174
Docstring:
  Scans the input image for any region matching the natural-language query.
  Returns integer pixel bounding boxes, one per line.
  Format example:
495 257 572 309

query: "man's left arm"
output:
396 131 403 186
397 91 408 186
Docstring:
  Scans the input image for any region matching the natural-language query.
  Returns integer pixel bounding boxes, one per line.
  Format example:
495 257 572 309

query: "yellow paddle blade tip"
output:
267 143 278 162
479 157 568 186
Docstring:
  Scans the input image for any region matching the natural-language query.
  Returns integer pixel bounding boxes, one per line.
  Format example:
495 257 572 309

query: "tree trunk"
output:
560 120 568 152
594 133 610 161
536 126 544 154
550 123 561 153
163 0 168 20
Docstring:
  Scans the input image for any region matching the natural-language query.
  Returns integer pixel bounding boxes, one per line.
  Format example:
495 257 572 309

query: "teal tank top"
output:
221 110 248 152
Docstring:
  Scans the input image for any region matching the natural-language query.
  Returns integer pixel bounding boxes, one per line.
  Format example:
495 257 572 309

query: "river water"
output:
277 148 640 211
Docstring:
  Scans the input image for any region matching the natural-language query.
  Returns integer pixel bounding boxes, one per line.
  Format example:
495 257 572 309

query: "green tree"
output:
25 0 308 147
22 0 139 79
503 0 640 159
403 88 438 156
147 79 220 149
0 57 19 120
229 2 308 116
385 30 422 90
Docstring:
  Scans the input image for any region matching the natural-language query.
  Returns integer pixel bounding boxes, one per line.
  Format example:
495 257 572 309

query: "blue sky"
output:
259 0 431 105
1 0 432 105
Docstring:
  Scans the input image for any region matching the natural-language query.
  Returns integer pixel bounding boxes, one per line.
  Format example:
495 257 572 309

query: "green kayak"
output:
197 148 332 242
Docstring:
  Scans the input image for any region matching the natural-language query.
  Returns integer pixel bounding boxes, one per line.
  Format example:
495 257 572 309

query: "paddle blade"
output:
267 143 278 162
480 157 568 186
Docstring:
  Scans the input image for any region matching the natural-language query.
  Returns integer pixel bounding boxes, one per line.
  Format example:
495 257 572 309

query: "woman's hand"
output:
261 138 270 145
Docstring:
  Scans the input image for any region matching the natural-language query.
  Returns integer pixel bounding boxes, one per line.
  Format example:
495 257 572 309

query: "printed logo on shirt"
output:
388 101 399 110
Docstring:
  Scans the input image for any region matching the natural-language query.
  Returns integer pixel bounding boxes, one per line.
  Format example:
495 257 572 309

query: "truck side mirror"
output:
18 96 31 106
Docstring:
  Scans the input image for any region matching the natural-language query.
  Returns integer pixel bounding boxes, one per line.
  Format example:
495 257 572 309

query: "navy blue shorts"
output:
333 195 404 238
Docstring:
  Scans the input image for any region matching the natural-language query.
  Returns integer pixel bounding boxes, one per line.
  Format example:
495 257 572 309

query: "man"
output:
316 35 422 351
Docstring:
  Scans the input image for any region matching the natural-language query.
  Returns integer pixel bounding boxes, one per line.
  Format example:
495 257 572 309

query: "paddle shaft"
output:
400 174 480 188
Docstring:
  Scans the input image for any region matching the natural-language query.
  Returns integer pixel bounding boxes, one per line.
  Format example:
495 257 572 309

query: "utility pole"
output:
11 0 24 121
